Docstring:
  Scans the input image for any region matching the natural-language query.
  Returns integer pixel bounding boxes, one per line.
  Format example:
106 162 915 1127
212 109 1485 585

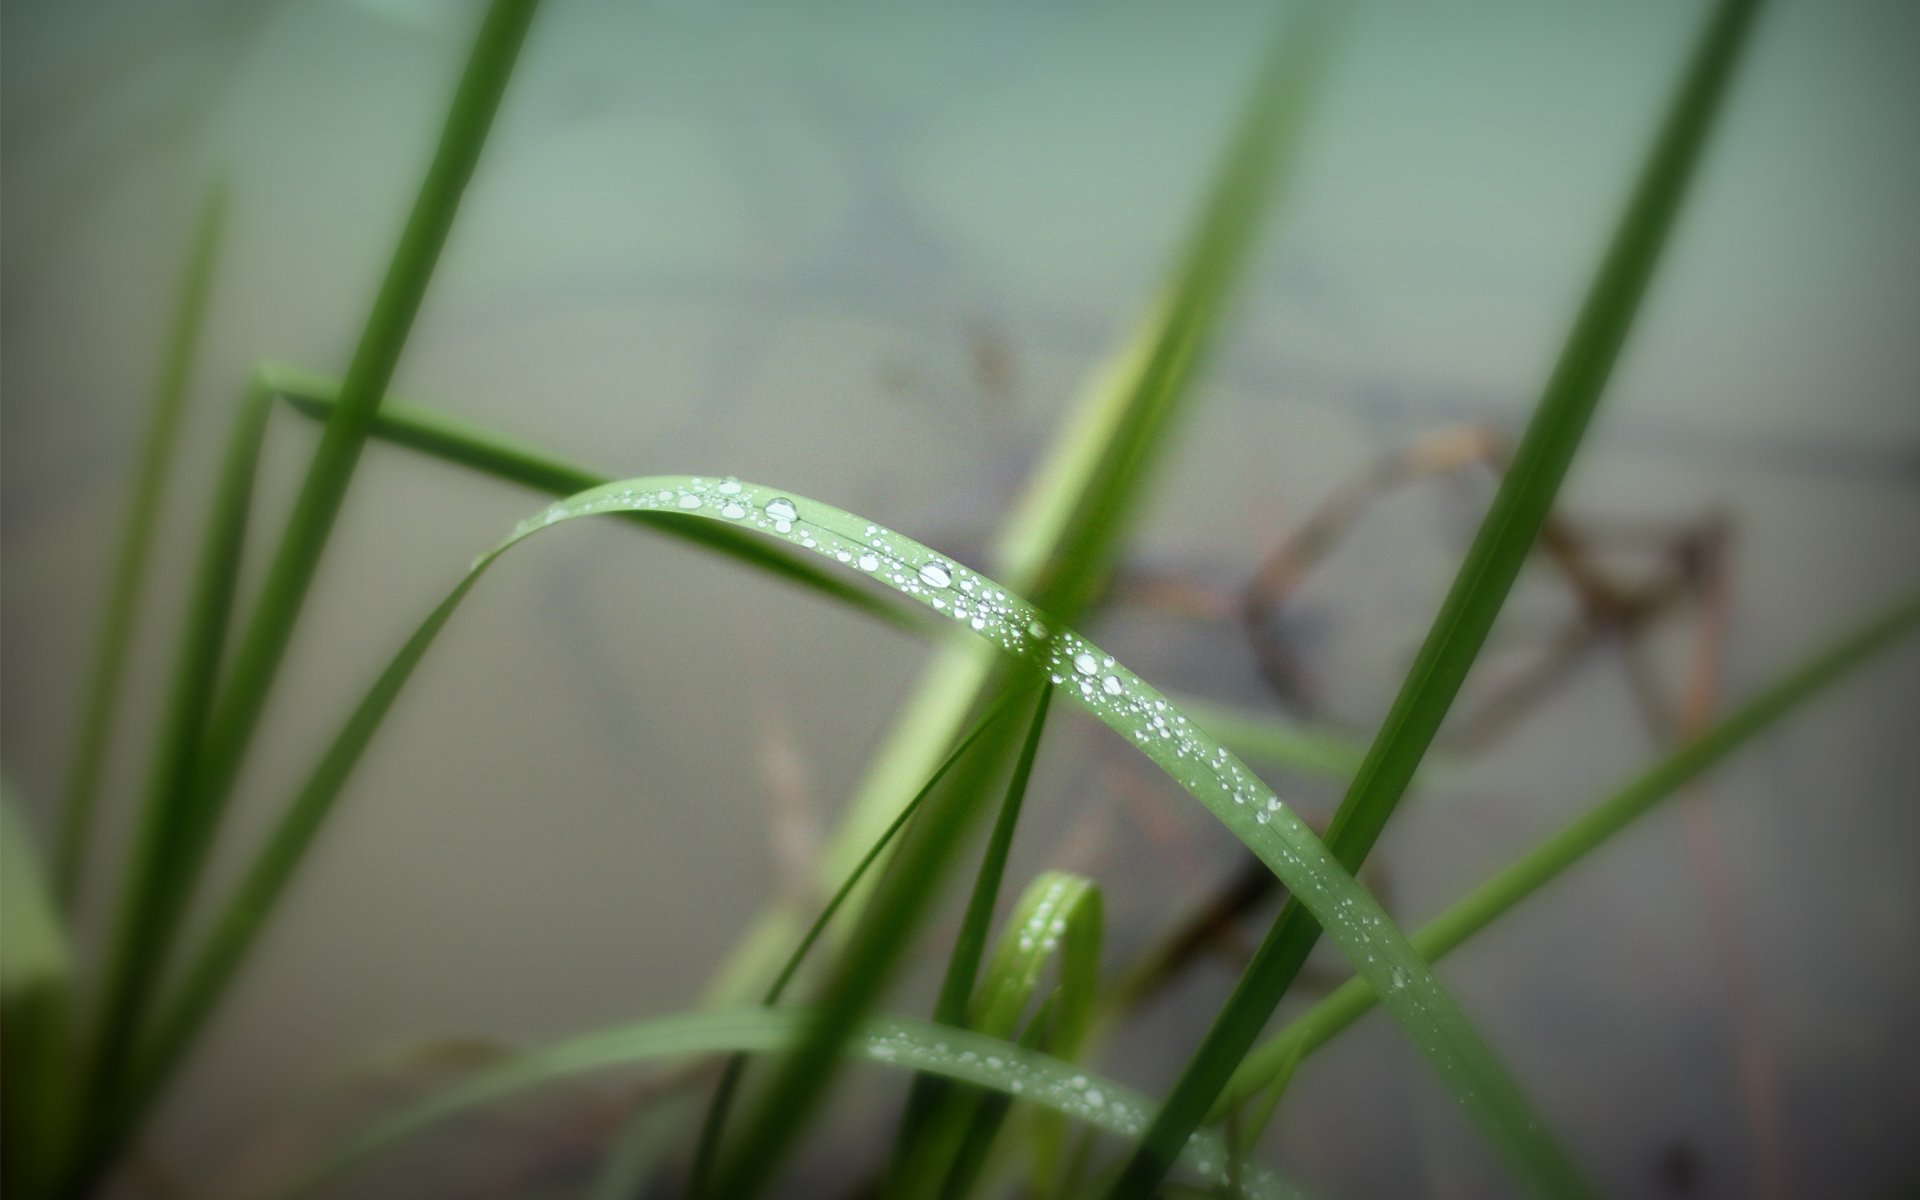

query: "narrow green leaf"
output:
263 362 919 632
1109 2 1765 1193
711 0 1337 1006
1211 588 1920 1119
1171 694 1371 782
57 178 226 903
272 1009 1303 1200
889 689 1054 1189
87 0 543 1140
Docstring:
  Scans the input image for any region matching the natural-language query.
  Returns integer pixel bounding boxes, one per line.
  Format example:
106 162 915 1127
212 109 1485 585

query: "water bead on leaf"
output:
917 560 954 589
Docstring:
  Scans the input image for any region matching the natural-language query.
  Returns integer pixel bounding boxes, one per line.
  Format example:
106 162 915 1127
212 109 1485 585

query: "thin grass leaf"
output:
892 870 1102 1200
688 693 1030 1197
273 1009 1302 1200
1109 1 1765 1192
1210 588 1920 1121
710 0 1337 1006
1171 695 1371 782
2 788 78 1197
263 362 918 632
889 688 1053 1187
86 0 545 1141
56 179 226 903
491 478 1586 1197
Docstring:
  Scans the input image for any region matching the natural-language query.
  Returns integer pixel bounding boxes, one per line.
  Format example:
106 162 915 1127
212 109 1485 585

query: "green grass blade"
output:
262 362 918 632
496 478 1587 1197
889 688 1053 1186
87 0 542 1127
711 0 1337 1007
55 179 226 903
274 1009 1303 1200
1212 588 1920 1119
1109 1 1764 1193
689 693 1029 1197
1172 695 1371 781
2 788 79 1197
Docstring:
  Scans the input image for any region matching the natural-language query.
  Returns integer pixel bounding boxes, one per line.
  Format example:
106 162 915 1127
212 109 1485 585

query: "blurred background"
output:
4 0 1918 1196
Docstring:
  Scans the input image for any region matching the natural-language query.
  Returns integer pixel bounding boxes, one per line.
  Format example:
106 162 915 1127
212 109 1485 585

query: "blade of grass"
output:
2 788 79 1197
262 362 918 632
494 478 1587 1197
274 1009 1303 1200
56 179 226 903
1108 1 1765 1192
888 688 1053 1188
87 0 543 1133
687 691 1031 1198
1211 587 1920 1120
709 0 1337 1007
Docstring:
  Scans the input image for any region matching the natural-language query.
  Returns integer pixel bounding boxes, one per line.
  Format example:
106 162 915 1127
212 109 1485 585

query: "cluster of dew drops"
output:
511 477 1404 992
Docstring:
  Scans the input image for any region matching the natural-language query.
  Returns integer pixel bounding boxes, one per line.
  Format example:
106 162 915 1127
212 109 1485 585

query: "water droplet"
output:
858 553 880 571
1391 965 1408 990
677 493 703 510
717 479 742 494
918 560 953 588
765 497 798 522
1072 652 1098 676
719 502 746 519
1101 675 1123 695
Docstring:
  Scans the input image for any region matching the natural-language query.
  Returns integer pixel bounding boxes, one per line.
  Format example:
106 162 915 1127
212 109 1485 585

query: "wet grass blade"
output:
889 688 1053 1187
55 179 225 903
1212 588 1920 1119
263 362 917 632
493 478 1587 1196
711 0 1338 1006
87 0 543 1134
1108 1 1765 1192
274 1009 1302 1200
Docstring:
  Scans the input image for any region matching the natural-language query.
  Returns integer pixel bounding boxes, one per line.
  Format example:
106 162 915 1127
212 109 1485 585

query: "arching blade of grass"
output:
511 479 1582 1195
889 688 1054 1189
273 1009 1302 1200
1109 1 1765 1193
711 0 1339 1006
56 178 226 904
891 869 1102 1200
1172 695 1373 782
261 362 918 632
129 476 1577 1196
88 0 545 1134
687 692 1032 1198
2 789 78 1198
1210 587 1920 1121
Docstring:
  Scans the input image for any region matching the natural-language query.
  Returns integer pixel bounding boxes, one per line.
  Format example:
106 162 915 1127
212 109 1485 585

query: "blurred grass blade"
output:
1110 1 1764 1193
276 1009 1302 1200
56 179 225 903
711 0 1337 1006
689 693 1029 1197
889 688 1052 1186
88 0 543 1130
493 478 1586 1197
1213 588 1920 1119
3 788 79 1197
263 363 917 631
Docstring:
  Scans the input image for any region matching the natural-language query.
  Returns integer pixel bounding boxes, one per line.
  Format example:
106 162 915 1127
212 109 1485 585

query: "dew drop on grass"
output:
720 502 747 519
677 493 703 510
765 497 798 523
1391 965 1409 990
1072 652 1098 676
1101 674 1123 695
858 552 880 571
918 560 953 589
717 479 742 494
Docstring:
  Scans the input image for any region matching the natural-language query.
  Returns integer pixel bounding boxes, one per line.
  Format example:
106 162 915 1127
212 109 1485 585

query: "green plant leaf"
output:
57 177 226 903
1211 588 1920 1120
1108 1 1765 1192
272 1009 1303 1200
2 787 78 1197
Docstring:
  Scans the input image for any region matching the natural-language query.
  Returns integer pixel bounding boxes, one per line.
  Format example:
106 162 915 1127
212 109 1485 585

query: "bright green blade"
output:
274 1009 1302 1200
57 178 226 903
3 788 79 1197
1109 0 1765 1192
1213 588 1920 1119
